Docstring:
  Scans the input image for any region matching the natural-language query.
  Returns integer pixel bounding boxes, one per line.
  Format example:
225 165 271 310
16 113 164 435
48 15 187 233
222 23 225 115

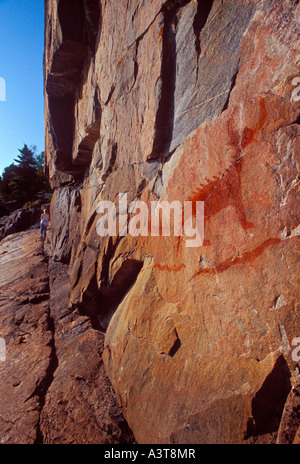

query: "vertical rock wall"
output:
44 0 300 443
0 230 53 443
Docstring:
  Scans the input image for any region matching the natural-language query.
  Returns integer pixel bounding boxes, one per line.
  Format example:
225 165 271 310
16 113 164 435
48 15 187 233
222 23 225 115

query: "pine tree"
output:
0 145 52 204
0 164 17 201
12 144 39 201
14 144 37 170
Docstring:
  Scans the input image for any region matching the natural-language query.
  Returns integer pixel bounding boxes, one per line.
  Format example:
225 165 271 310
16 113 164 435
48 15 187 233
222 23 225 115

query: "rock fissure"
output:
192 0 214 79
34 247 59 444
222 66 239 113
244 355 292 441
148 7 177 160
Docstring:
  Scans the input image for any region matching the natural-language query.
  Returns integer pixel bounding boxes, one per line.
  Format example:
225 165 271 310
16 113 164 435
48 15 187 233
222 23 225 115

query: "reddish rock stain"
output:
117 55 126 68
242 98 267 149
153 98 268 269
191 237 281 279
188 158 254 230
152 263 186 272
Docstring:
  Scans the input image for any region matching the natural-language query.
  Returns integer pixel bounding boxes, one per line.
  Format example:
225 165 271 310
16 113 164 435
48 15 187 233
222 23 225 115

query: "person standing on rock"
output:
40 208 49 240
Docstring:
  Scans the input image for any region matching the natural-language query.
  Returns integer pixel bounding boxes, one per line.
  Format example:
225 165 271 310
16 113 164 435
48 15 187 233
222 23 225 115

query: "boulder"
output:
0 208 41 242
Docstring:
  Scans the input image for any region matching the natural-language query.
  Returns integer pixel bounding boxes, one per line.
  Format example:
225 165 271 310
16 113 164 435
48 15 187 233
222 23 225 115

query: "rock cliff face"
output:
0 230 53 443
42 0 300 443
0 230 134 443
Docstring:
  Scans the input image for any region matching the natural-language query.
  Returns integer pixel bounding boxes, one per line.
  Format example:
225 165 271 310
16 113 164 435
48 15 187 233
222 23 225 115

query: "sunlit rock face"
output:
0 230 53 444
0 229 135 444
44 0 300 444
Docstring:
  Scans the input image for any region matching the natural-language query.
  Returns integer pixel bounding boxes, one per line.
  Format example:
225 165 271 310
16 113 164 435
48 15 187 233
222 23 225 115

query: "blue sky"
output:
0 0 44 176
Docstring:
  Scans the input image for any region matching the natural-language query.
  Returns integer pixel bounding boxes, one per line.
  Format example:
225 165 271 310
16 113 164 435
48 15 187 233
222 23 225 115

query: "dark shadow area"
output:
58 0 85 42
58 0 100 51
148 0 214 160
244 355 291 440
46 0 101 177
78 254 143 332
83 0 102 53
222 66 239 112
101 141 118 182
168 331 181 357
193 0 214 59
48 95 74 171
292 113 300 125
76 119 101 169
96 259 144 331
148 6 177 160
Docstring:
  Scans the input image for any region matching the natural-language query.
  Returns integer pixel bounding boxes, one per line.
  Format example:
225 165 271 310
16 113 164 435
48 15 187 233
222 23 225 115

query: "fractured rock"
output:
44 0 300 444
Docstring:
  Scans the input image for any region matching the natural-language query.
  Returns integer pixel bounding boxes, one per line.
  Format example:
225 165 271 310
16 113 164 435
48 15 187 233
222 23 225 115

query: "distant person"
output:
40 209 49 240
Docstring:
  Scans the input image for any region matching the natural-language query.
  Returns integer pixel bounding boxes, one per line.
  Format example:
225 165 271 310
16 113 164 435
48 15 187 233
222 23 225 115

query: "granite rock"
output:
44 0 300 444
